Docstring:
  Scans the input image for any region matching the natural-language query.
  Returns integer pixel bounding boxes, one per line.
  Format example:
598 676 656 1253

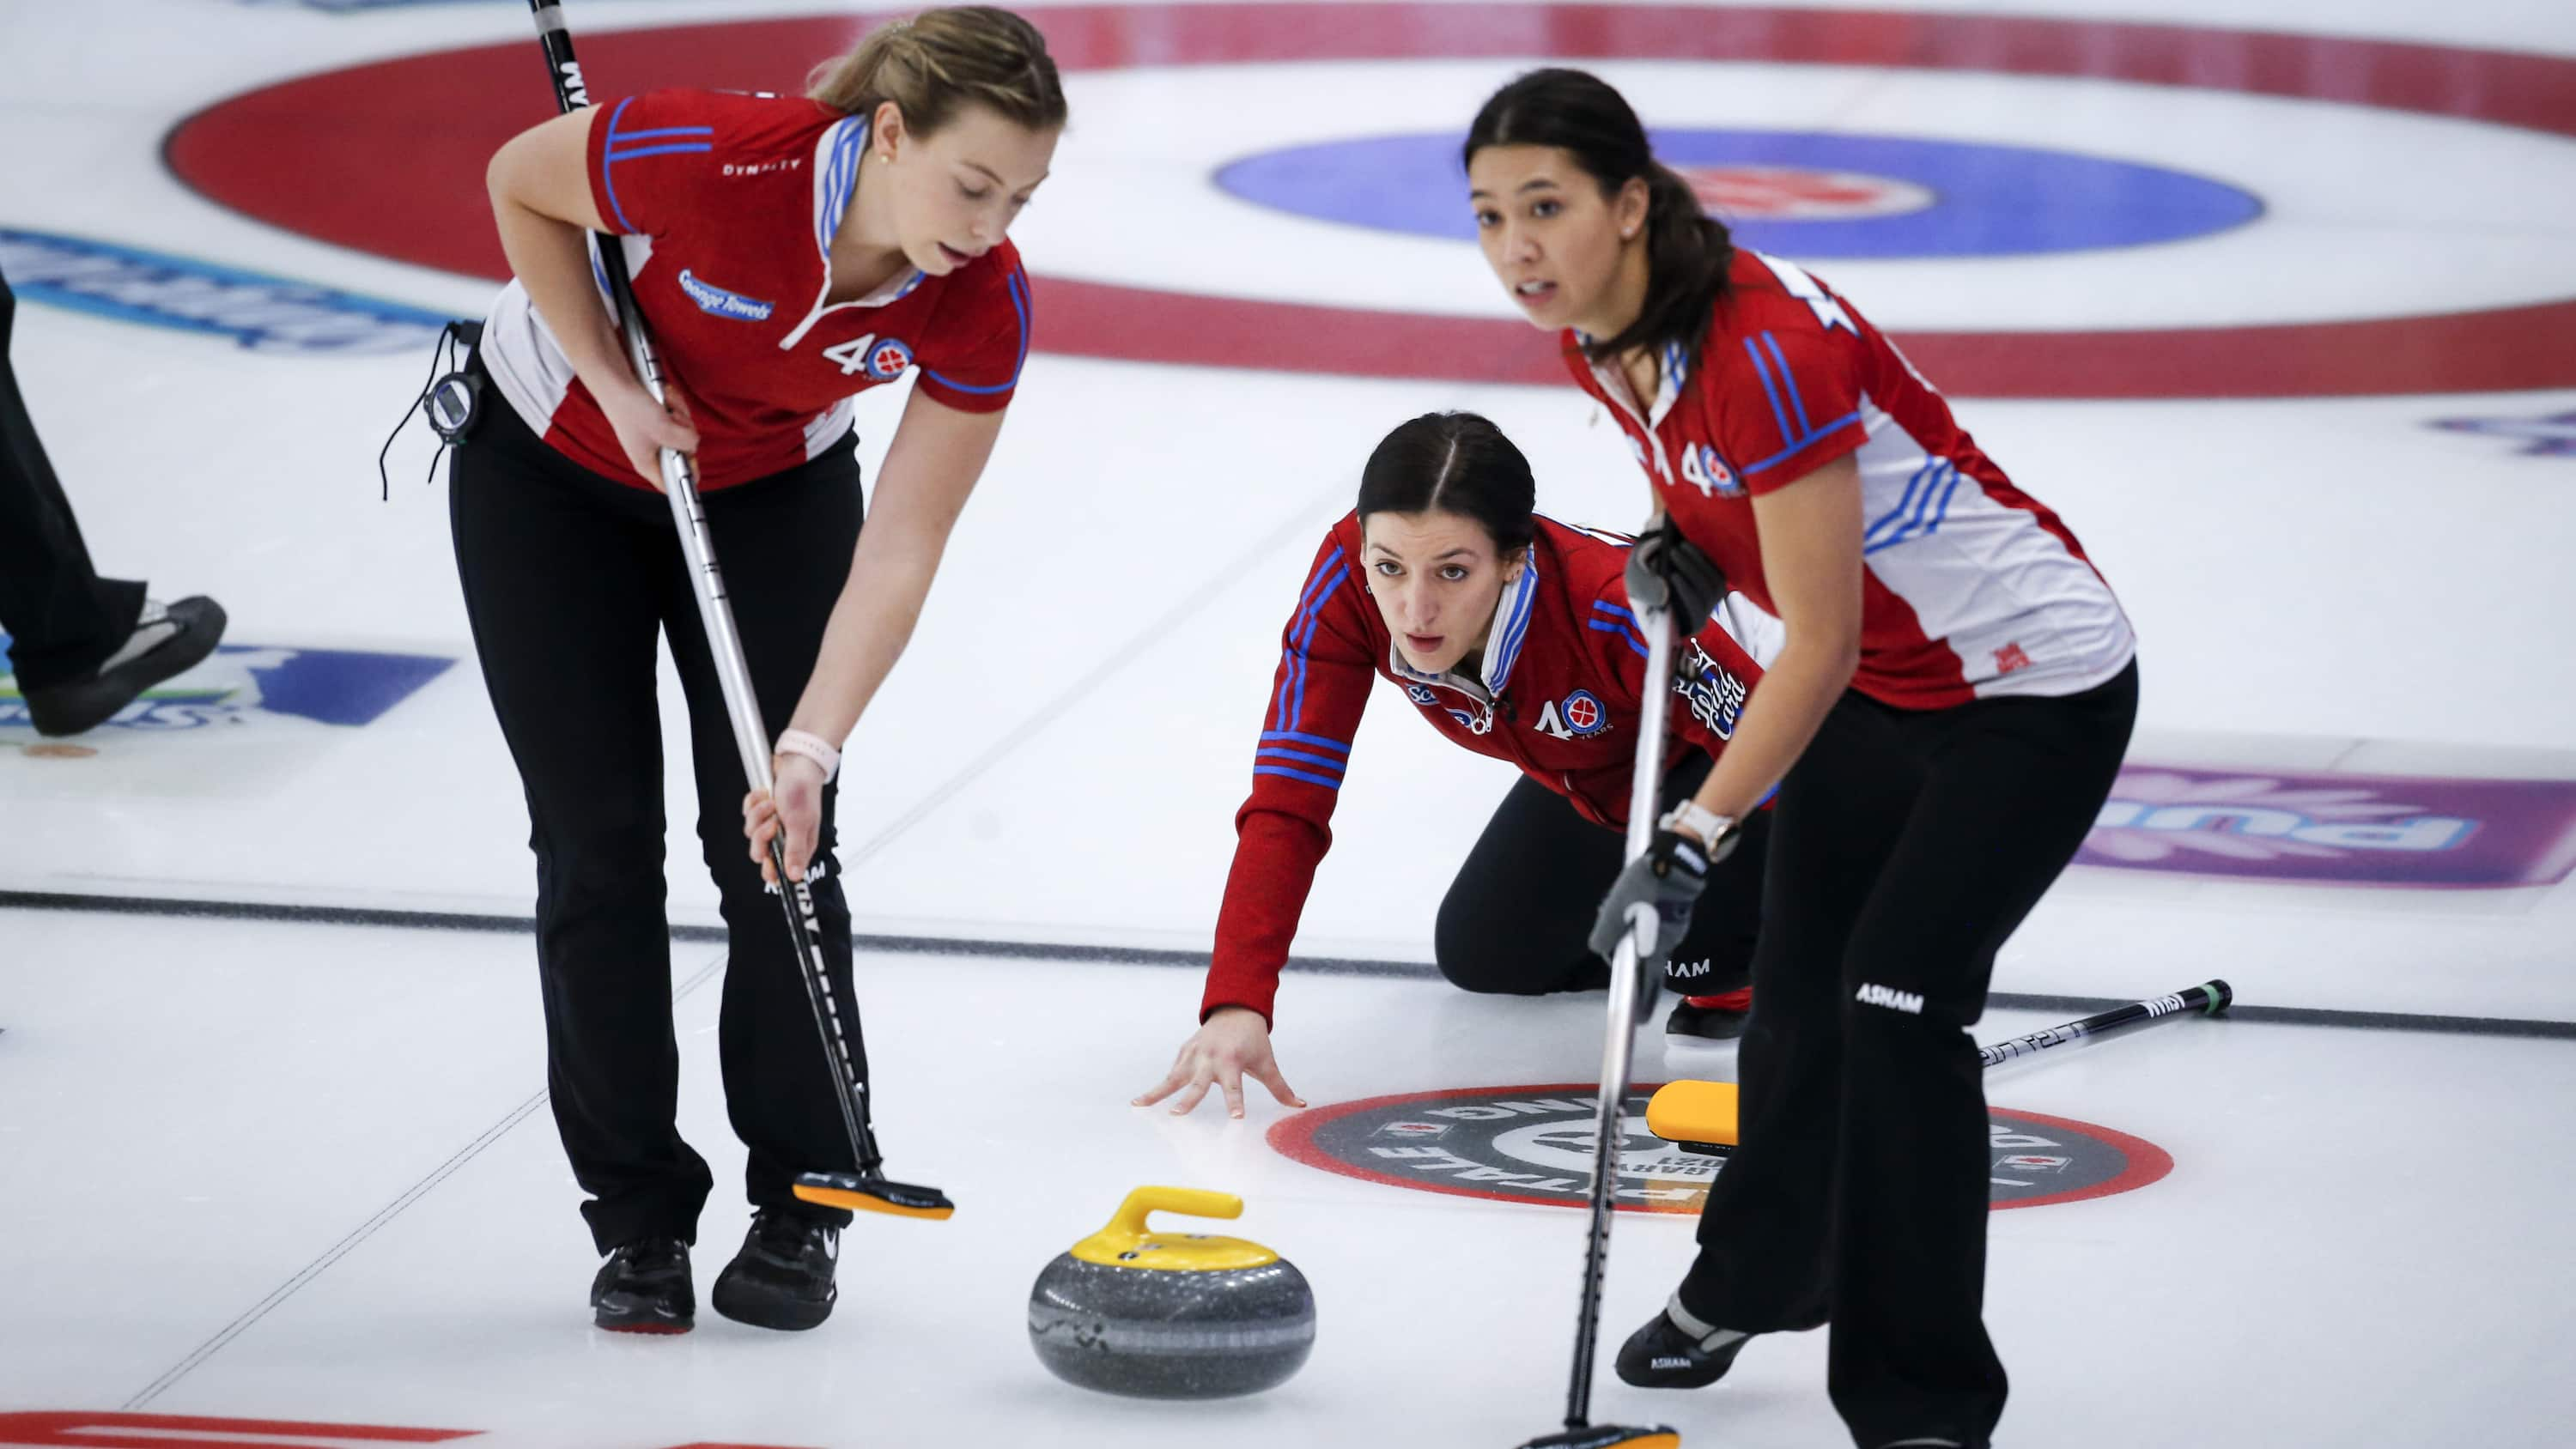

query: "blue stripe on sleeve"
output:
1256 747 1348 774
1261 731 1351 755
1761 331 1814 436
923 267 1032 396
1590 601 1637 623
1741 411 1862 476
1270 548 1348 732
1587 619 1651 658
609 125 714 142
1288 565 1348 728
600 97 639 232
1254 765 1345 790
1743 335 1795 445
604 143 712 162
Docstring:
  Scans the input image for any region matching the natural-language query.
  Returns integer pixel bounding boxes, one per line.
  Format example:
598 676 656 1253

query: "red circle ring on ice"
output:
165 5 2576 397
1267 1083 2174 1213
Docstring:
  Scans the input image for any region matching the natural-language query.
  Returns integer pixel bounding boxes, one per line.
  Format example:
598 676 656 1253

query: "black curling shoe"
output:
1615 1298 1753 1388
22 596 227 737
1665 989 1753 1041
711 1210 840 1331
591 1237 694 1334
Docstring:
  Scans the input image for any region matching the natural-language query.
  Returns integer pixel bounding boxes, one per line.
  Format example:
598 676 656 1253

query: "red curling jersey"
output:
480 88 1030 491
1201 513 1771 1025
1564 250 2134 709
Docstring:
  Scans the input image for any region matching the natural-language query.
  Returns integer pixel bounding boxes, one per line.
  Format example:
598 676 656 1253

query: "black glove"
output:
1589 828 1713 973
1625 519 1725 627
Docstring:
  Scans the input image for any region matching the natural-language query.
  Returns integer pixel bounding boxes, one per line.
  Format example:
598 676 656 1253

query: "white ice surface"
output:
3 0 2574 1442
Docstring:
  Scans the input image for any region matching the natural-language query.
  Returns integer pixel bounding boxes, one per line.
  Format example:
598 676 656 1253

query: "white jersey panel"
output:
1852 397 2135 699
477 279 575 439
480 234 659 440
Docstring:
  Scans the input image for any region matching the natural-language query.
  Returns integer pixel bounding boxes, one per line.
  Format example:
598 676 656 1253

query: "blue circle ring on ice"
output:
1214 128 2264 258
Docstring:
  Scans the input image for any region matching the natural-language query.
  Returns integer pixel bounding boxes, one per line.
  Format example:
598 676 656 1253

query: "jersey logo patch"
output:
1672 640 1749 741
1679 442 1743 500
1405 682 1439 706
864 336 914 381
676 269 775 322
1534 690 1611 742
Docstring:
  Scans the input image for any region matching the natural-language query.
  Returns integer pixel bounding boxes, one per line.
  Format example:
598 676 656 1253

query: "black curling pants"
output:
1677 661 2137 1449
0 267 145 690
449 386 866 1254
1435 749 1768 1000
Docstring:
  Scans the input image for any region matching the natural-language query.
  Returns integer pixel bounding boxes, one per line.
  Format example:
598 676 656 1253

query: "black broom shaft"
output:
1978 979 2233 1070
520 0 884 1176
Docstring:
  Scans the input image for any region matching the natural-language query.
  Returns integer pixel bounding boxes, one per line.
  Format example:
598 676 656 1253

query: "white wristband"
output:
774 729 841 784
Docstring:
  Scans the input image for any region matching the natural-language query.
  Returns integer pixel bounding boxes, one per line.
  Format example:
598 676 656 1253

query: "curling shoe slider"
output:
1666 988 1753 1041
590 1237 693 1334
1615 1292 1752 1388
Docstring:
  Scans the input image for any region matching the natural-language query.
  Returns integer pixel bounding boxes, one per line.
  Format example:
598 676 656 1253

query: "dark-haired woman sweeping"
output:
1464 70 2138 1449
1134 411 1777 1119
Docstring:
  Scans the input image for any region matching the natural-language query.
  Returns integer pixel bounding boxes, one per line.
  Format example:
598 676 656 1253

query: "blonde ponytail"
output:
808 6 1066 137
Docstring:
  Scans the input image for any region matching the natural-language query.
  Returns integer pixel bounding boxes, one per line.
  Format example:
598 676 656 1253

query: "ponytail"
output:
807 6 1066 138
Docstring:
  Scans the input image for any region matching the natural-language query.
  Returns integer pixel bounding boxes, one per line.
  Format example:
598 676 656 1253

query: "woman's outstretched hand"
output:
1133 1006 1305 1119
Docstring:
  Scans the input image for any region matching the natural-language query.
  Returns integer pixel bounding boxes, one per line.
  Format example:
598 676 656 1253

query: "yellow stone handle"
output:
1107 1185 1243 1238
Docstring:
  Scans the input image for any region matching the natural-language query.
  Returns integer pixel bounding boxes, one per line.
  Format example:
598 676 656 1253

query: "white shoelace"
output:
96 600 179 675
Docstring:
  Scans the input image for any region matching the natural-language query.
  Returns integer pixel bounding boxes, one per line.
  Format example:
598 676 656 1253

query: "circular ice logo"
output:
1271 1084 2169 1214
1679 165 1934 221
1214 127 2257 260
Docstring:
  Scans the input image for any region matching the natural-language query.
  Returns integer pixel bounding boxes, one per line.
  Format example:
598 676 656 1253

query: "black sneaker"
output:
1615 1295 1754 1388
711 1210 839 1331
1666 988 1753 1041
590 1237 693 1334
21 597 227 737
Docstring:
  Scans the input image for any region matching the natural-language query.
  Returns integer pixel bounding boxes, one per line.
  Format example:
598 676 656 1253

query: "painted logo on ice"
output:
1270 1085 2169 1214
2080 768 2576 888
0 229 453 355
0 640 453 732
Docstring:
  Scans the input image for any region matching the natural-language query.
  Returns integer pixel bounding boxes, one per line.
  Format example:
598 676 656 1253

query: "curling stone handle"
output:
1108 1186 1243 1237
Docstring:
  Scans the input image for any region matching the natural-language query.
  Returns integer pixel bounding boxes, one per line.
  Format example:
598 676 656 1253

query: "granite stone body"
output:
1027 1252 1317 1398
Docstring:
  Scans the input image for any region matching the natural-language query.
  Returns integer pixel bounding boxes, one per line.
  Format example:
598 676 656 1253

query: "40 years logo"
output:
0 641 453 732
1271 1084 2170 1214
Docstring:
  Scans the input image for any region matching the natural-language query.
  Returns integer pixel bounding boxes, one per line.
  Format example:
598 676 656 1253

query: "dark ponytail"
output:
1357 412 1537 557
1464 67 1734 367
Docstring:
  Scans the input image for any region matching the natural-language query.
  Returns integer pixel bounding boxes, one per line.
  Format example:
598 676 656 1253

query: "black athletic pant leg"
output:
1820 664 2136 1445
451 397 714 1254
1433 750 1765 998
0 267 145 690
651 442 866 1228
1680 663 2137 1448
1680 698 1915 1334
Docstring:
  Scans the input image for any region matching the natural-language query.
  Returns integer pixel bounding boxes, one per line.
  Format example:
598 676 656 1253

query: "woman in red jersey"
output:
1465 70 2139 1449
1136 411 1776 1120
452 7 1060 1336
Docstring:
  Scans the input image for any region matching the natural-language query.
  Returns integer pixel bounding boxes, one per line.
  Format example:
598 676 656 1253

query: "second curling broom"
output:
1646 980 2235 1153
1516 597 1686 1449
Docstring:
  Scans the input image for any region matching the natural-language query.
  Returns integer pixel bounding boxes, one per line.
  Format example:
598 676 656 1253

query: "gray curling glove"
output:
1589 828 1713 972
1625 519 1726 626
